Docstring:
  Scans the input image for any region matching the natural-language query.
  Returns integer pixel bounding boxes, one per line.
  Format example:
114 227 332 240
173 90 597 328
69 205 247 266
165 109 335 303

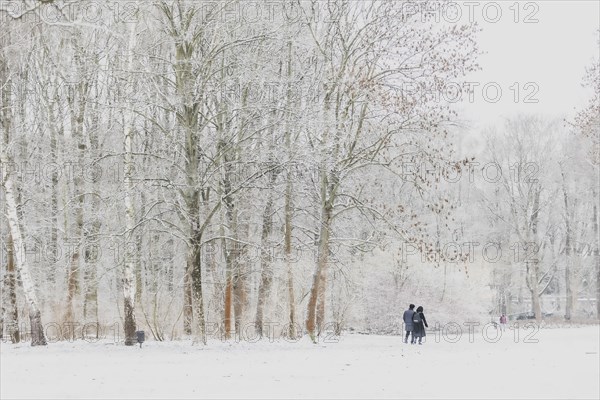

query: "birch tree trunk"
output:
0 39 45 344
561 167 573 321
593 188 600 320
4 231 20 343
1 158 47 346
1 47 20 343
122 19 138 346
45 81 60 289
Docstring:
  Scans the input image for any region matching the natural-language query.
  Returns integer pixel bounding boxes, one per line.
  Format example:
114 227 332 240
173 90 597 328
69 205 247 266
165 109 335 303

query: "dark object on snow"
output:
515 312 535 320
136 331 145 348
513 311 554 320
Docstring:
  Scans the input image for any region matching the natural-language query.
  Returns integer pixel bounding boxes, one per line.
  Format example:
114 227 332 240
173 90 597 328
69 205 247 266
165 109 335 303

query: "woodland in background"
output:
0 0 598 346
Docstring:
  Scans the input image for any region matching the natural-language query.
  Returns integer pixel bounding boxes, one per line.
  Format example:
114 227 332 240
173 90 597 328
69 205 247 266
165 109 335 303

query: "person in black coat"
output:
412 306 428 344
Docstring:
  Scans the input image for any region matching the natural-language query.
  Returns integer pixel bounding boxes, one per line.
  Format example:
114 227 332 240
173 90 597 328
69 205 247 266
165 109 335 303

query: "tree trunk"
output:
255 170 277 337
561 168 573 320
47 97 60 288
530 266 542 323
83 252 98 337
64 35 90 340
123 124 138 346
232 87 250 340
283 162 297 340
182 130 198 339
122 20 138 346
1 160 47 346
64 237 80 340
221 222 233 339
307 89 336 341
316 276 326 335
183 265 193 336
306 198 333 341
5 231 20 343
233 224 247 339
0 37 45 345
171 23 206 339
83 112 101 338
64 111 85 341
206 238 221 321
529 188 542 323
283 39 297 340
190 230 206 344
135 192 145 308
220 138 239 340
593 189 600 320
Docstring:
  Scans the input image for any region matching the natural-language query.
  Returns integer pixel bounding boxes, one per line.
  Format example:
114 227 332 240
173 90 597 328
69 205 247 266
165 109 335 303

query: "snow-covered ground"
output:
1 326 598 399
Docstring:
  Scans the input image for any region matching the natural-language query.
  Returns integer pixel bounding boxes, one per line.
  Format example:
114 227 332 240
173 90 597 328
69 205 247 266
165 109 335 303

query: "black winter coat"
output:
412 312 428 338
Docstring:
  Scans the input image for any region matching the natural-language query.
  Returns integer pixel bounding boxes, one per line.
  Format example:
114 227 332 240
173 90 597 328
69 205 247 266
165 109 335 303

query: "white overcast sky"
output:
456 0 600 129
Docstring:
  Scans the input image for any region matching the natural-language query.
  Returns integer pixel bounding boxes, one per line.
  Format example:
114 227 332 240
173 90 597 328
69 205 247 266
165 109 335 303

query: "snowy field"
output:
1 326 599 399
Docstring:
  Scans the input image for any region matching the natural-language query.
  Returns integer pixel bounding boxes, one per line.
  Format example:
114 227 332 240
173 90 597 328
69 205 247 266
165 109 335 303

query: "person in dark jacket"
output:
402 304 416 343
412 306 428 344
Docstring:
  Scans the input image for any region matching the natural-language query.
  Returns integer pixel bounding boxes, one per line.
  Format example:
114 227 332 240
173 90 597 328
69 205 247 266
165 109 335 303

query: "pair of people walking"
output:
403 304 428 344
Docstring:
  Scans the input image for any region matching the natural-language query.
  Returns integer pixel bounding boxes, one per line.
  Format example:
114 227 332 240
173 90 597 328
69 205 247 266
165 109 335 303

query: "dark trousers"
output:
404 330 414 343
